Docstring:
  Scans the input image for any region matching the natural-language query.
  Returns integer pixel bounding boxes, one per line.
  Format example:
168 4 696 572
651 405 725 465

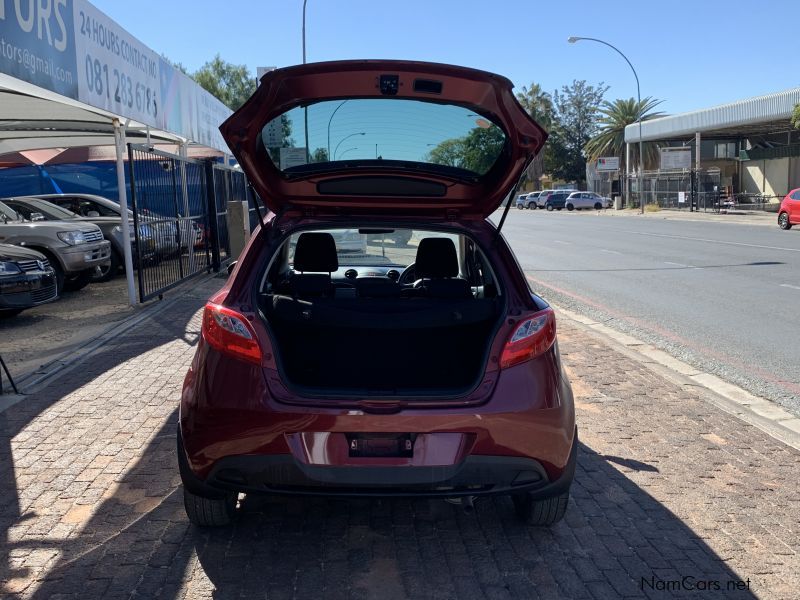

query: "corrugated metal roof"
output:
624 87 800 143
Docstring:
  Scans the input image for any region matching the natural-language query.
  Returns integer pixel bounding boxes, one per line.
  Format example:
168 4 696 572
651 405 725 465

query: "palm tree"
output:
516 83 554 186
584 97 665 174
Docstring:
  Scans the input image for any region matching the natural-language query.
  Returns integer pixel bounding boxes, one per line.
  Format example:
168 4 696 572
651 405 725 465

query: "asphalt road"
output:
499 209 800 414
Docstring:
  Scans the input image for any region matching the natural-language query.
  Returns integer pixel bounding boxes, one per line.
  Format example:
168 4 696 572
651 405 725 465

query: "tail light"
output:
201 303 262 365
500 308 556 369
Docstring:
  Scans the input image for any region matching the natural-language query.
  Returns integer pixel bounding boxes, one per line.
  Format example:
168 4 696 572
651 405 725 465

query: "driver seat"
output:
290 232 338 298
412 237 472 299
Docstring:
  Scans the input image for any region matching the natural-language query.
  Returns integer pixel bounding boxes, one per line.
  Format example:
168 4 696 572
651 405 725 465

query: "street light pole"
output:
333 132 365 160
302 0 309 163
338 147 359 159
302 0 308 64
568 36 645 214
327 100 348 159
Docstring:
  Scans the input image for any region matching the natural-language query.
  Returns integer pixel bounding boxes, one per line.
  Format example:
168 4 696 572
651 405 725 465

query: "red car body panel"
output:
179 216 576 492
219 60 547 219
779 188 800 225
179 61 575 502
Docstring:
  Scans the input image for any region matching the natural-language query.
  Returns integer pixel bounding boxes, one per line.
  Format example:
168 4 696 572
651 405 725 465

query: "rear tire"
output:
528 202 536 210
546 204 554 212
512 490 570 526
778 212 792 230
183 487 237 527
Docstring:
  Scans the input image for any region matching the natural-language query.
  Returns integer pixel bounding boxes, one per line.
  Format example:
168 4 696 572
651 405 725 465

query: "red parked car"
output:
778 188 800 230
178 61 577 527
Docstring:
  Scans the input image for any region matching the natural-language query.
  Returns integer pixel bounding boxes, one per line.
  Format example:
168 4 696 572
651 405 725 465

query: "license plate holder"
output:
347 433 414 458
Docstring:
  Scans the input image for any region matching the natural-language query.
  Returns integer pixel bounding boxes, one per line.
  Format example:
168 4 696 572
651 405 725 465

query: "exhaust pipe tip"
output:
446 495 476 514
461 495 475 514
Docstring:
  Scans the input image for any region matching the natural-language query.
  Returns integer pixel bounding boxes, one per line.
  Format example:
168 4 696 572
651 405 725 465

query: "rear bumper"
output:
179 427 577 500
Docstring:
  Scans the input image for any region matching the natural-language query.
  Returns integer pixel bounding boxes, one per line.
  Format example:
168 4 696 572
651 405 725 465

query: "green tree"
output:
516 83 554 186
427 138 466 168
548 80 609 185
426 126 505 174
584 97 665 174
192 54 255 111
311 147 329 162
792 103 800 130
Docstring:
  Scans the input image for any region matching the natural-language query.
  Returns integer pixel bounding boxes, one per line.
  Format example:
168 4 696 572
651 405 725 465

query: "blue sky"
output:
93 0 799 117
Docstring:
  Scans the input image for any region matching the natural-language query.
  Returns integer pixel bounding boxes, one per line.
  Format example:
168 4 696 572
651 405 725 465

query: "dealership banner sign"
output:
0 0 231 151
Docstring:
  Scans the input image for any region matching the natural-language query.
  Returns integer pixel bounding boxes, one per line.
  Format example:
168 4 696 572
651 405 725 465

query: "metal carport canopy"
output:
0 72 190 307
0 73 185 154
624 87 800 143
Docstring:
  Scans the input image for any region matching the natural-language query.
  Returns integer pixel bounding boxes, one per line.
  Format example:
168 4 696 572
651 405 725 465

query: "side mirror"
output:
226 261 237 277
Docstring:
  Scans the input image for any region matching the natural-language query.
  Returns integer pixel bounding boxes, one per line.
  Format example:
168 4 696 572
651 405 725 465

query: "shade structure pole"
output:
114 119 137 306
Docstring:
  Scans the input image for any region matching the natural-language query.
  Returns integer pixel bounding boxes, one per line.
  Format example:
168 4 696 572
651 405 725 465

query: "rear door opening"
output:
256 226 505 397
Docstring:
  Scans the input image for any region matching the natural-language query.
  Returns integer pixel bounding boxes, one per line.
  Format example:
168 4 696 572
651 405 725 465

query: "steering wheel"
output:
398 263 418 286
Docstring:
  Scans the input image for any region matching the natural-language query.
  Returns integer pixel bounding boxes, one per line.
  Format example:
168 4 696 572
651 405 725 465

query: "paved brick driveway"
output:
1 276 798 599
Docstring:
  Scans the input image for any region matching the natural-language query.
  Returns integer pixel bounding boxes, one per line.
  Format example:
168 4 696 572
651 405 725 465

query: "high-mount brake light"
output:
499 308 556 369
201 303 262 365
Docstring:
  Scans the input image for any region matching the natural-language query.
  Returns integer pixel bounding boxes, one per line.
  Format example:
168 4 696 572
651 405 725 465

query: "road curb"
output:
554 303 800 452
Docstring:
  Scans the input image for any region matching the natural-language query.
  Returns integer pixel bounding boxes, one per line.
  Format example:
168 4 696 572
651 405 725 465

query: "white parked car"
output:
565 191 610 211
516 192 540 209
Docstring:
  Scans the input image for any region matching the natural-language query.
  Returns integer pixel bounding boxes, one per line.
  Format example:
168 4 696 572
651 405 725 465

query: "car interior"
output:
256 228 505 394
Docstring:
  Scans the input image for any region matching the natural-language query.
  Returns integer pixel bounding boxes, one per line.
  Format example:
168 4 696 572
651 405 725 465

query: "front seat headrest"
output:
293 232 338 272
415 237 459 278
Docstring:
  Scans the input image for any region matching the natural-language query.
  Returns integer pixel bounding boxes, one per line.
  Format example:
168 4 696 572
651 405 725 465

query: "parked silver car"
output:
2 196 157 281
0 200 110 292
42 193 202 258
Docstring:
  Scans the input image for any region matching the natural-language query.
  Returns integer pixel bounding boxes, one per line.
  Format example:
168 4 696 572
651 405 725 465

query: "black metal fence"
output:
128 145 211 301
628 169 722 211
128 145 261 302
626 170 785 213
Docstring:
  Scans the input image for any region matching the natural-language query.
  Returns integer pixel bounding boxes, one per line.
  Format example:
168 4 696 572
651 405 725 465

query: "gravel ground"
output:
0 276 135 382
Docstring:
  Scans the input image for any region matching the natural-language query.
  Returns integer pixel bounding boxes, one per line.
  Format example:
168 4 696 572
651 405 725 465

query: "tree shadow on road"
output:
14 438 761 598
0 278 218 599
192 442 758 598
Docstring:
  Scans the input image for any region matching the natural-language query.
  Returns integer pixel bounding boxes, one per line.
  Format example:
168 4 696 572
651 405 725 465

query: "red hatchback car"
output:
178 61 577 527
778 188 800 230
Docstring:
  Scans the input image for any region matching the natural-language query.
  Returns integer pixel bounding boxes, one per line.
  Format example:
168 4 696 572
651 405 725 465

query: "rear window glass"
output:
287 228 459 268
262 99 506 177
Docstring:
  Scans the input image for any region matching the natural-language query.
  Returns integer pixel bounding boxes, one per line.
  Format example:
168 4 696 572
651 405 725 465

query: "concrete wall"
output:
741 158 791 197
764 158 790 197
790 157 800 191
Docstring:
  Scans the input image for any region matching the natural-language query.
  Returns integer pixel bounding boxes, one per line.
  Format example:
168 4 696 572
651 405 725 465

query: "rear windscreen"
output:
261 99 506 177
